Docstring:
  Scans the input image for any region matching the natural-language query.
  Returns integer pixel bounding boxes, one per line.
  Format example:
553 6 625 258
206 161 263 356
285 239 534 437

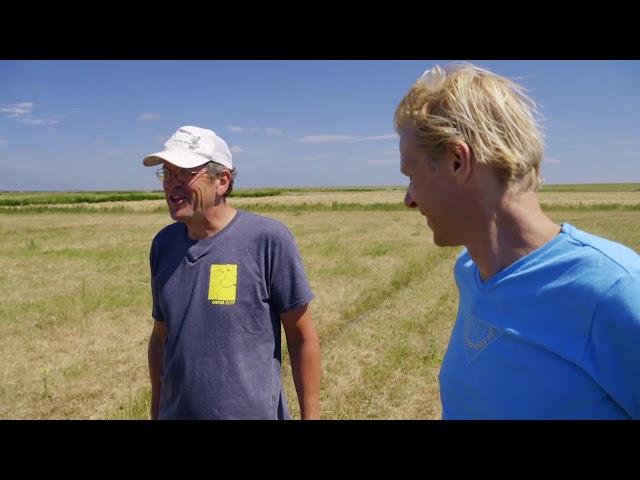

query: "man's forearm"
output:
289 337 321 419
148 336 164 420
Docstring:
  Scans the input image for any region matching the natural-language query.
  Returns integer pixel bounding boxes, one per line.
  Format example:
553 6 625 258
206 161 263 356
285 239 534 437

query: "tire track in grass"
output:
319 247 459 419
319 247 456 352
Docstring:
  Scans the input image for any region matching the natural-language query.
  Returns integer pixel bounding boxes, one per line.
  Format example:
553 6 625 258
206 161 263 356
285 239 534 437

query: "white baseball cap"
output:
143 125 233 170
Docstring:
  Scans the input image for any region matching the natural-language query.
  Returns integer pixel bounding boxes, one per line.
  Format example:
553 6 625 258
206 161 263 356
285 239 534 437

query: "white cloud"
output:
230 145 245 153
1 102 34 117
2 102 59 126
2 108 27 117
348 134 398 143
368 134 398 141
19 117 59 125
138 113 160 121
229 126 284 135
0 139 7 146
544 157 561 164
15 163 34 171
510 75 536 82
299 135 358 144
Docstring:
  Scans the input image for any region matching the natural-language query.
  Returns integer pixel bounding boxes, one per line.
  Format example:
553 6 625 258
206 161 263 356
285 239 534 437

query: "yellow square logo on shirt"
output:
208 264 237 305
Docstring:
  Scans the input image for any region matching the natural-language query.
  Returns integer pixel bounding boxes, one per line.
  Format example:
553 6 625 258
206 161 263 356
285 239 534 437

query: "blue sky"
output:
1 60 638 191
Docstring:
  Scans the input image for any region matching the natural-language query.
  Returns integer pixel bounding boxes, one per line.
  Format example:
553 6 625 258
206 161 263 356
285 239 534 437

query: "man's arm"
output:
281 303 321 419
148 320 167 420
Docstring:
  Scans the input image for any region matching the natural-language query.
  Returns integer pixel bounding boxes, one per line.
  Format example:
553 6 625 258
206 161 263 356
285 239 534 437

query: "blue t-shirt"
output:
439 223 640 419
150 210 314 419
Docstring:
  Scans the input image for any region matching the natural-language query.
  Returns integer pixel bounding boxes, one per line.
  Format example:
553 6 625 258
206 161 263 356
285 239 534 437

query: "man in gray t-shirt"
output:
143 125 321 420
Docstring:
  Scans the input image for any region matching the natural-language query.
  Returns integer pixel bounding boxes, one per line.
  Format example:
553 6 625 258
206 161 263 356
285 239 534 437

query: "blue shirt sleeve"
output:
582 274 640 419
268 227 314 314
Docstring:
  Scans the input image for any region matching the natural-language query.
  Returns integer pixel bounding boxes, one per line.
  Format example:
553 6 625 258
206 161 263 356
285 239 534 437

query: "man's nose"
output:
404 191 417 209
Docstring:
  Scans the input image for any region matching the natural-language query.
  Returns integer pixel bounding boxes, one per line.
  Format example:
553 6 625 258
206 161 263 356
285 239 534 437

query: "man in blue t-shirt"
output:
142 126 321 419
394 63 640 419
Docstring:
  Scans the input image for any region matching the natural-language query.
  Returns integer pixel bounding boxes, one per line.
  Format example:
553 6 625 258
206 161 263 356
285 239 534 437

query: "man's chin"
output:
432 236 446 247
169 208 193 221
432 232 459 248
430 228 446 247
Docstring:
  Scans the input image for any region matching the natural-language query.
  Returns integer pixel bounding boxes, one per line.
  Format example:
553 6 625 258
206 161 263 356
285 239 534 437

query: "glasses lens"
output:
156 166 206 182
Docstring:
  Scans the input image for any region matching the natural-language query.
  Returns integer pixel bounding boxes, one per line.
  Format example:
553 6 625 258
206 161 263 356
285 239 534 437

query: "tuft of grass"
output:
40 367 53 401
366 244 392 257
106 386 151 420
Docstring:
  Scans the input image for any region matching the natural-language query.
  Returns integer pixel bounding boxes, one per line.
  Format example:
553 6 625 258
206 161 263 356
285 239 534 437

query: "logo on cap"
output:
188 136 201 150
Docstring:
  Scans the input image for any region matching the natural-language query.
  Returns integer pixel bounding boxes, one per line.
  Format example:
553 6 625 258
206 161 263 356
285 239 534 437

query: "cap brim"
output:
142 149 211 169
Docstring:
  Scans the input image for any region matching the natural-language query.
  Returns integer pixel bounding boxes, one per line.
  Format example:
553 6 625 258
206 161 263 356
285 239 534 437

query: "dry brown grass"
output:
2 191 639 419
0 213 168 418
539 191 640 206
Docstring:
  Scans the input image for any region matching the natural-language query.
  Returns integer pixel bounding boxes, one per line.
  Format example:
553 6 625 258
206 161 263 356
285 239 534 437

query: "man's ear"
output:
216 170 232 196
449 142 472 184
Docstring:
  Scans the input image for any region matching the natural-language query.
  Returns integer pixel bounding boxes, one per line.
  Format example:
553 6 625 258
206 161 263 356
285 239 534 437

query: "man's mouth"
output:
168 193 189 206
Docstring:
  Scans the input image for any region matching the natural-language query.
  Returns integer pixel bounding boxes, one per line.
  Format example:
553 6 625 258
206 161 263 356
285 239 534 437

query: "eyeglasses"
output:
155 166 208 182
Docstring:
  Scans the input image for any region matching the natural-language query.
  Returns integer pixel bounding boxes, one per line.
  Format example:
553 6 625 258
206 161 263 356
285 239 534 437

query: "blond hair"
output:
394 63 545 191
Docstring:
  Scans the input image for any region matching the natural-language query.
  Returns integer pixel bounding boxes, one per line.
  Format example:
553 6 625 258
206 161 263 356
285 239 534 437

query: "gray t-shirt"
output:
150 209 314 419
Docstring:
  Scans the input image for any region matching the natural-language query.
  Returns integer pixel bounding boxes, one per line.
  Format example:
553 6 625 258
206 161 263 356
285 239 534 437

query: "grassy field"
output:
1 184 639 419
2 184 639 213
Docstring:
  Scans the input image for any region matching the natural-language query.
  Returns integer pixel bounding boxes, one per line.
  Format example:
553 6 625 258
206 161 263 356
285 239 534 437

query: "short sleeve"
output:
267 227 314 313
582 274 640 418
